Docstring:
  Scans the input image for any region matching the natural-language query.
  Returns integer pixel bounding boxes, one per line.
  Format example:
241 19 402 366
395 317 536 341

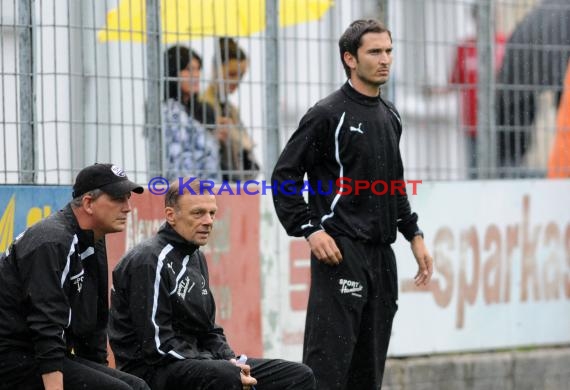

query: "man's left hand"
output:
410 235 433 286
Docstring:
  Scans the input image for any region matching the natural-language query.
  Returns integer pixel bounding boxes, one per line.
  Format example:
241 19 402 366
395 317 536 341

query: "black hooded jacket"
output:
271 82 420 244
0 205 109 374
109 223 234 373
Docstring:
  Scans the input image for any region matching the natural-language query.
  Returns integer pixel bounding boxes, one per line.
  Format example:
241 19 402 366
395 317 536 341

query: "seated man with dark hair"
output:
109 179 315 390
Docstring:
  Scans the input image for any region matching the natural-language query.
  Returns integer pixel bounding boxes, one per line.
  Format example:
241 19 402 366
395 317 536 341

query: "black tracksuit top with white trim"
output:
109 223 234 372
0 205 109 374
272 81 420 244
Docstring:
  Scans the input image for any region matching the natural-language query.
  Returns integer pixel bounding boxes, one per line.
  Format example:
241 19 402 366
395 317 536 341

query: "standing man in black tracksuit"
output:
0 163 149 390
271 20 434 389
109 179 315 390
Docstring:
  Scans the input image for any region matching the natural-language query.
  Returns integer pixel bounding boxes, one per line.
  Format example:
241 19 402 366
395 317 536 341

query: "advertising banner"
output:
0 186 69 252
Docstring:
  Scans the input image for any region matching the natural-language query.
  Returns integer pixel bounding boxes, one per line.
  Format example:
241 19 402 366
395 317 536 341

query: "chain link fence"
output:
1 0 569 184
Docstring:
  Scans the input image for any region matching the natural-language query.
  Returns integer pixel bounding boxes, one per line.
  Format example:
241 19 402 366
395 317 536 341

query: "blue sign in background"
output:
0 186 71 252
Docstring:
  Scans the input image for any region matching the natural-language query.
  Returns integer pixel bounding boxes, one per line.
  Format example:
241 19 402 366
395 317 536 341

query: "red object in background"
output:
289 240 311 311
450 34 507 136
548 61 570 178
106 191 262 366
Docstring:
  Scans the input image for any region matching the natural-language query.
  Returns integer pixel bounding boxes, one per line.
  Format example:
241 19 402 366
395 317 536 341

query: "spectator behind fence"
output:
0 163 149 390
271 19 433 389
548 60 570 178
425 4 506 179
163 46 221 182
108 179 315 390
495 0 570 177
201 37 260 182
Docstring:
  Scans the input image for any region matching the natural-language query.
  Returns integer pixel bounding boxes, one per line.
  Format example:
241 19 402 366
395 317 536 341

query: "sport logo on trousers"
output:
339 278 363 297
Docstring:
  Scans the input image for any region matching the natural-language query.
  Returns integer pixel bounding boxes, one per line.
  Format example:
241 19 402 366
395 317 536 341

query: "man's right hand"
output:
237 363 257 388
307 230 343 265
42 371 63 390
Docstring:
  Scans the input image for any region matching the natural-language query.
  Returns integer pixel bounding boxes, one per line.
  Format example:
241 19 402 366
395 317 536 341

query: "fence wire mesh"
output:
1 0 569 184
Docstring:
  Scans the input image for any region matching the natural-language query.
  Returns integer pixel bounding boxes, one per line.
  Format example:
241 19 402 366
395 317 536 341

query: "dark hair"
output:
338 19 392 78
164 45 203 101
70 189 104 208
164 179 204 209
218 37 248 64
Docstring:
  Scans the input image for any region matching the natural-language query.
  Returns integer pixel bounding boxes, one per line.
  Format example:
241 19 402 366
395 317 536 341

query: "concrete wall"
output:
383 347 570 390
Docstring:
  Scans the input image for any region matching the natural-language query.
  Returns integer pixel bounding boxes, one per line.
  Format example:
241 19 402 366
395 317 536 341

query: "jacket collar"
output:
342 80 383 107
62 203 96 247
158 222 200 255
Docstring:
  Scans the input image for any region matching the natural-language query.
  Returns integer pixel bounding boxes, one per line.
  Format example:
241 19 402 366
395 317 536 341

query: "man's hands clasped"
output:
230 356 257 390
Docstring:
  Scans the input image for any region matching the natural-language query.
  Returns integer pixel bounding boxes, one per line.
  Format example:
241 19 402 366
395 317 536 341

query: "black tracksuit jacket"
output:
0 205 109 375
271 81 420 244
109 223 234 374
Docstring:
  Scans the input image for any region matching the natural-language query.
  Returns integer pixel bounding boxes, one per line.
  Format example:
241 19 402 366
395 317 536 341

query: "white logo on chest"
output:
73 276 84 293
349 123 364 134
177 276 194 300
200 275 208 295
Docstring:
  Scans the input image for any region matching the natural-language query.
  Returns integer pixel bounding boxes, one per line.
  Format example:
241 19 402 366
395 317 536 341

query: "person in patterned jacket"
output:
163 45 221 182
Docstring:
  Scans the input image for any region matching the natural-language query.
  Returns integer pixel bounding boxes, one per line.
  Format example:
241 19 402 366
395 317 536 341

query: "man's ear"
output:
343 51 357 71
82 195 94 215
165 207 176 225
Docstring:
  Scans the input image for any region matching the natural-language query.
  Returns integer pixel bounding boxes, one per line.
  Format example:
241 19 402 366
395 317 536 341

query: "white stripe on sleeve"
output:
321 112 346 224
152 244 185 359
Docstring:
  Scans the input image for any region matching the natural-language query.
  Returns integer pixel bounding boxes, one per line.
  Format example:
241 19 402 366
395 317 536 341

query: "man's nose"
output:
123 198 132 212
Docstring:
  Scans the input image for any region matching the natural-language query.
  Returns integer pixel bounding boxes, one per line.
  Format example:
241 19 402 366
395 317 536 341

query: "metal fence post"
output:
476 0 496 179
265 0 279 178
146 0 162 178
18 0 35 183
376 0 394 101
377 0 389 25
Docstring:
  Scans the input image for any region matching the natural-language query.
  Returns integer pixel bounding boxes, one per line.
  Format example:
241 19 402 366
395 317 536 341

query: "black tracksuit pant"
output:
303 236 399 390
128 357 315 390
0 351 149 390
